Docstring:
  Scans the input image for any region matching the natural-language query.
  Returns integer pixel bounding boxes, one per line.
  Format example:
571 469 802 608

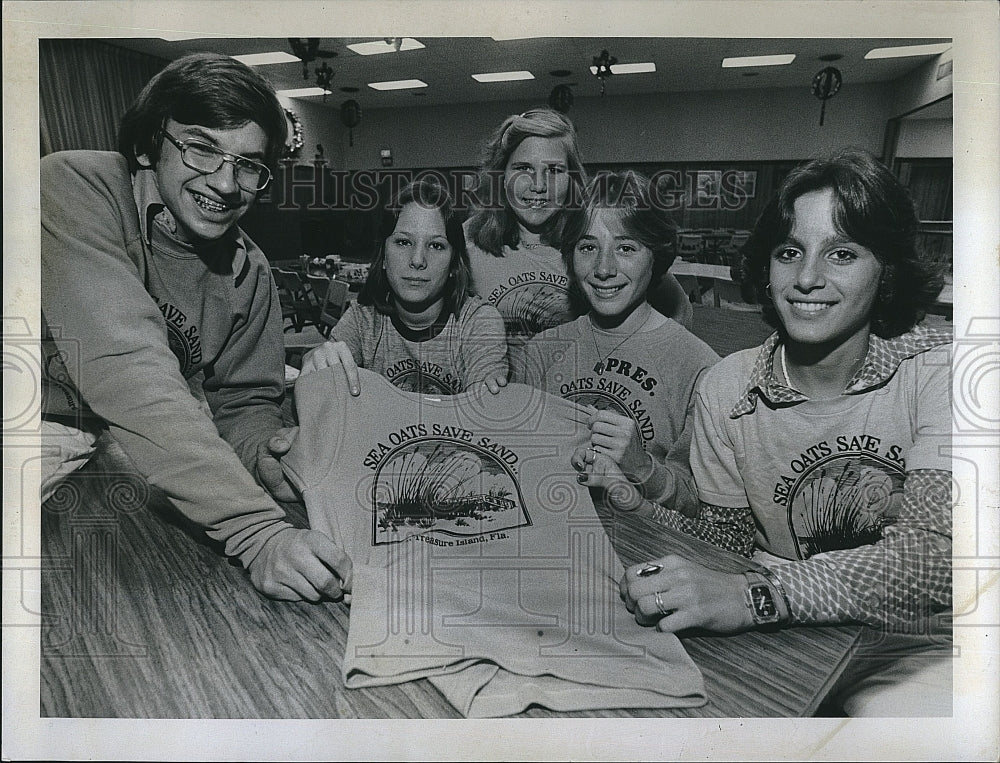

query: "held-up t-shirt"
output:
282 368 706 717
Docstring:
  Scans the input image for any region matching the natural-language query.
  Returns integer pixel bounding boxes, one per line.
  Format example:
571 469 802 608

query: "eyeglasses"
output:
161 130 271 192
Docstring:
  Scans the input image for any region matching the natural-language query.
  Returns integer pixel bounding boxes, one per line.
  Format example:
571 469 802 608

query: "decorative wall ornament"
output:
548 84 574 114
592 49 617 96
811 66 842 126
314 60 334 94
340 99 362 147
282 108 304 159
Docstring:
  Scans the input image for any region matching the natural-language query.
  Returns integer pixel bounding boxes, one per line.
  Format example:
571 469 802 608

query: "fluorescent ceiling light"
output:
232 51 300 66
368 79 428 91
490 35 540 41
472 70 534 82
588 62 656 75
277 87 331 98
722 54 796 68
865 42 951 59
347 38 425 55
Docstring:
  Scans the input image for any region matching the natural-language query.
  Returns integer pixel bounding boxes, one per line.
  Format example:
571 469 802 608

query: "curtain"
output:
40 39 166 156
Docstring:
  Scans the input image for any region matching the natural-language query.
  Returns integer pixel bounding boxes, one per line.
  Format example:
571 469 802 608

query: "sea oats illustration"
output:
503 285 571 338
793 461 901 558
375 444 518 536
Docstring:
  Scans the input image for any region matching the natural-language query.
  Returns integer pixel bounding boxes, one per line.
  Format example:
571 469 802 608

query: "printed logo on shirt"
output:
559 357 661 447
364 429 530 547
156 301 203 375
384 359 462 395
487 273 573 343
772 435 907 559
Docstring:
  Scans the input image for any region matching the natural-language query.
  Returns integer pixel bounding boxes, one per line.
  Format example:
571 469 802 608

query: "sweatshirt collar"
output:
730 325 953 418
133 167 248 280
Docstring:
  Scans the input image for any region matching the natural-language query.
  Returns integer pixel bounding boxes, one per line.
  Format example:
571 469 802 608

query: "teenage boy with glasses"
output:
40 52 352 602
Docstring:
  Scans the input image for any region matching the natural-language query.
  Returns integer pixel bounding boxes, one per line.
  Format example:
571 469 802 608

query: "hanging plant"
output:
282 108 304 158
340 99 362 147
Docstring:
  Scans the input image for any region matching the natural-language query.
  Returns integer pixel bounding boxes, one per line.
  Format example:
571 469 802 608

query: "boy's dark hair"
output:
560 171 678 311
737 147 946 338
466 107 588 256
118 52 287 173
359 178 474 320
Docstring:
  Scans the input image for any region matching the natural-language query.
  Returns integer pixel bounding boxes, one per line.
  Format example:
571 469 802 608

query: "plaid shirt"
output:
657 325 953 631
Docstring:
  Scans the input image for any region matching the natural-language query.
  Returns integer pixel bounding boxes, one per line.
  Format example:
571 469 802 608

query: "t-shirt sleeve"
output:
509 334 546 386
689 365 750 509
458 301 509 390
280 365 353 549
328 302 366 366
40 152 290 569
648 272 694 329
904 343 952 472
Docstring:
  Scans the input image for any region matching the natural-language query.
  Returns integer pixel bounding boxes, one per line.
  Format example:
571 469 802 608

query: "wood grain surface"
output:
40 436 860 718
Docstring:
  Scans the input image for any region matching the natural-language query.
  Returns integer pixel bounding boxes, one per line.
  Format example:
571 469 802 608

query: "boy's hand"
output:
248 528 353 603
256 426 300 503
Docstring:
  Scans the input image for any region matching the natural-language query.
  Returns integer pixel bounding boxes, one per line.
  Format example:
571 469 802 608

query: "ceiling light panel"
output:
277 87 331 98
587 62 656 75
232 51 300 66
864 43 951 59
472 71 535 82
368 79 428 91
347 38 425 55
722 54 796 68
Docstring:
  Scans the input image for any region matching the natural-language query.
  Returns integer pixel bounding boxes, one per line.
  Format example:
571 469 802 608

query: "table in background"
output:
40 438 860 719
688 304 775 358
698 231 733 264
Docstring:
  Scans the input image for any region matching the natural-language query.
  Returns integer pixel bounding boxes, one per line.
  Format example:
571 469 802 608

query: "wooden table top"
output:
40 437 860 719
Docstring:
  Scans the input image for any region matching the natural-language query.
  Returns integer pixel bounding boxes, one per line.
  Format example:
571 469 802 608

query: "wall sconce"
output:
380 148 393 167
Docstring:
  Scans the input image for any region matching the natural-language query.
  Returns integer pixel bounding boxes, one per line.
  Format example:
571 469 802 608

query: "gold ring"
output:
654 590 669 617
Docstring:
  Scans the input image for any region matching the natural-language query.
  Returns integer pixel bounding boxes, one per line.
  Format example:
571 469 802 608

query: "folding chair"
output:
319 279 351 338
306 274 330 305
274 268 321 332
271 267 301 331
723 230 751 267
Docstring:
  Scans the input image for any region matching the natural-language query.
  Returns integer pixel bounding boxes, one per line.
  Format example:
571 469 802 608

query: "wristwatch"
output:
743 571 788 627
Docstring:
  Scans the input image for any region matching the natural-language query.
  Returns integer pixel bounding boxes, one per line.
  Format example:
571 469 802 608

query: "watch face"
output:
748 583 780 623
